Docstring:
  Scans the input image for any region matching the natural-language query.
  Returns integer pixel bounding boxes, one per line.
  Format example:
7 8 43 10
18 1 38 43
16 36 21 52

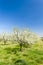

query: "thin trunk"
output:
19 42 23 51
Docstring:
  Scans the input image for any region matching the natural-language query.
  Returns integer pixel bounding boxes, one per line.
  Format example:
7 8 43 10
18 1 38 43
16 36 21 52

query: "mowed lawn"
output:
0 42 43 65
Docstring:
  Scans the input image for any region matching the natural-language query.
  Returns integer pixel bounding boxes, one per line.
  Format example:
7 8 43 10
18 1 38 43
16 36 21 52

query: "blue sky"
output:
0 0 43 36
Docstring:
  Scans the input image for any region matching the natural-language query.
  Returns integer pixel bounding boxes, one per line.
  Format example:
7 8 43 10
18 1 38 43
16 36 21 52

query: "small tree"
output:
13 28 36 51
2 33 7 45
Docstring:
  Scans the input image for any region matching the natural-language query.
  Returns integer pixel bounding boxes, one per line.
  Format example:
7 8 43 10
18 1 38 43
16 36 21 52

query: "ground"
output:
0 41 43 65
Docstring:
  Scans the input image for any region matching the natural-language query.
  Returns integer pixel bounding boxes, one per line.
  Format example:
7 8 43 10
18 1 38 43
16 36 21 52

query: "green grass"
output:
0 42 43 65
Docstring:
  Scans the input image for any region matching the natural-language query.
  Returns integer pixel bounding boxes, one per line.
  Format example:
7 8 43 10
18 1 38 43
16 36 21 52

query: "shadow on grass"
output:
14 59 27 65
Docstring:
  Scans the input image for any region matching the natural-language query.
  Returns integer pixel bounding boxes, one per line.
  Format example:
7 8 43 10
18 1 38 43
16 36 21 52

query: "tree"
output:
2 33 7 45
13 28 30 51
13 27 38 51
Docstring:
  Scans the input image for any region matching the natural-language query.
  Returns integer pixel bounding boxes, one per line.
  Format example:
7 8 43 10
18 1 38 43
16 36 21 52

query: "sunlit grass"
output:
0 41 43 65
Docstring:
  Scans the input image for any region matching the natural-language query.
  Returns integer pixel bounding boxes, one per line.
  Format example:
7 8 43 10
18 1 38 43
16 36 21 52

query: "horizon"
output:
0 0 43 37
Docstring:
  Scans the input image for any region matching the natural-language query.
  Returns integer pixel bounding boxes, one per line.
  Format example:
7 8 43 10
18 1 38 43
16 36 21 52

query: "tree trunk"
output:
19 42 23 51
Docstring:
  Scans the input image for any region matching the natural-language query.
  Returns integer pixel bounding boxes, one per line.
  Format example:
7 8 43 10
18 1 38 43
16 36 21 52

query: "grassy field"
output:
0 42 43 65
